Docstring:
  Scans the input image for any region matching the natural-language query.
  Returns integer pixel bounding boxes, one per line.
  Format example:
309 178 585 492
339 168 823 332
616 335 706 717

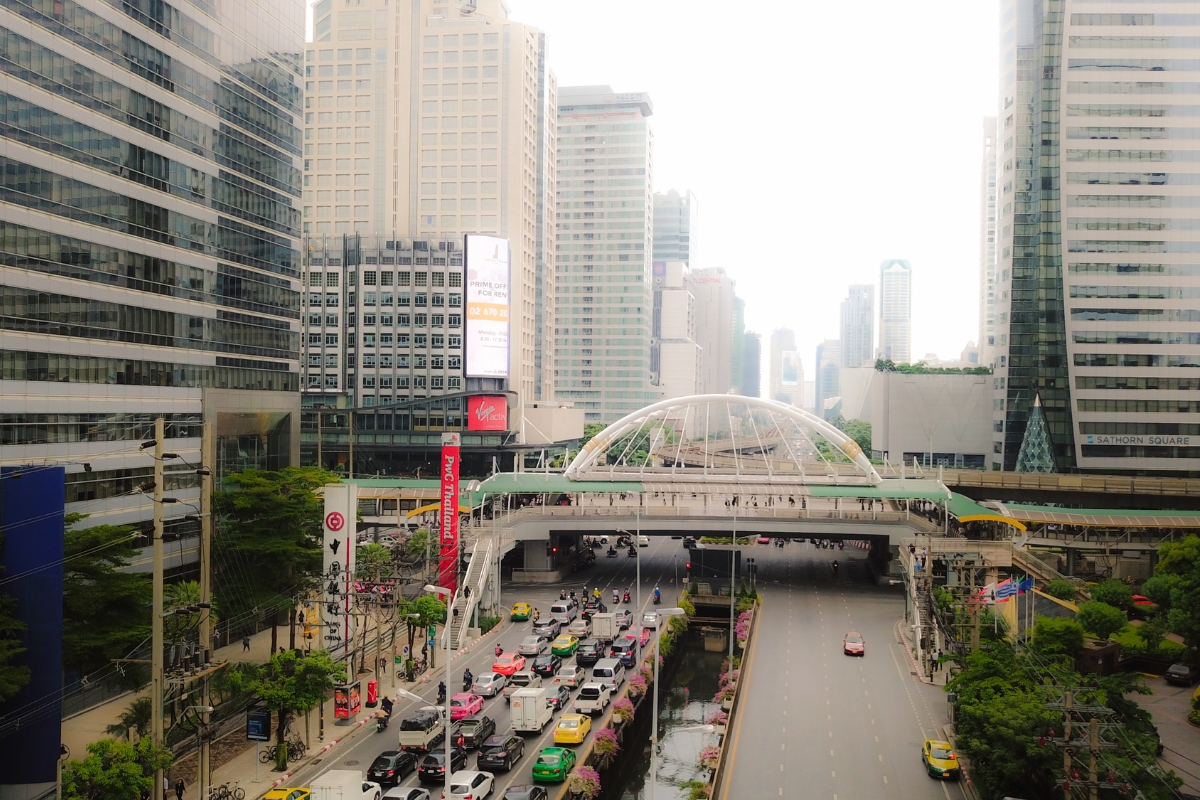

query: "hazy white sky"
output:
507 0 1000 375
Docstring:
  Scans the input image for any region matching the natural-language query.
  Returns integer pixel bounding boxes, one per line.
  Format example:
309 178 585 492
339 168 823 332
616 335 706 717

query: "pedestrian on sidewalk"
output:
242 635 250 651
163 776 170 797
174 778 185 800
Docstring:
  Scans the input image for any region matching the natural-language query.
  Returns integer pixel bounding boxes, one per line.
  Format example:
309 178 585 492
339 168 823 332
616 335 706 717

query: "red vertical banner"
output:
438 432 461 593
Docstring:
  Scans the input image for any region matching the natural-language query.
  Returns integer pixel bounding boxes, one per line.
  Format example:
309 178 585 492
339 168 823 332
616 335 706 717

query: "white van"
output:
549 602 577 625
590 658 625 693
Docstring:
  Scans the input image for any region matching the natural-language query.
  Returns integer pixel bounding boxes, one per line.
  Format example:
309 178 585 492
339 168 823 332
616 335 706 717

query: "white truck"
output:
509 687 553 733
572 682 611 716
311 769 378 800
590 612 619 643
397 705 450 752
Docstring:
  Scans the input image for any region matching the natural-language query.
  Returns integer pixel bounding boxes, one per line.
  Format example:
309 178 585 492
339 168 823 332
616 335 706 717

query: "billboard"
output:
467 395 508 431
781 351 800 386
438 432 461 593
333 682 361 719
464 234 511 378
322 483 357 656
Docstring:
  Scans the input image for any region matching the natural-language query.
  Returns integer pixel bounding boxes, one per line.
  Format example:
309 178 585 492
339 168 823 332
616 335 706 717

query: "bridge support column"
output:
1065 548 1077 577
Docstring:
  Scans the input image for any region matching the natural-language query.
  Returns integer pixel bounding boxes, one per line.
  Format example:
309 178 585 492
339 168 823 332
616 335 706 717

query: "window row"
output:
0 412 200 446
360 354 459 369
0 349 296 391
1075 353 1200 367
1070 284 1200 298
362 374 459 389
1075 330 1200 344
360 333 460 348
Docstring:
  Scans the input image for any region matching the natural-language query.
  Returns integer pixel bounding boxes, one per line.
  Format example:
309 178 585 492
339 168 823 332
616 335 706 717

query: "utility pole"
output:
348 410 354 479
317 410 322 469
1089 717 1100 800
198 419 214 800
151 417 165 800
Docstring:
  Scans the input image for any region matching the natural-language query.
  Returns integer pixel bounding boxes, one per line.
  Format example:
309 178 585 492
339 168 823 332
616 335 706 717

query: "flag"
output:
1017 576 1033 594
996 578 1017 602
979 582 997 604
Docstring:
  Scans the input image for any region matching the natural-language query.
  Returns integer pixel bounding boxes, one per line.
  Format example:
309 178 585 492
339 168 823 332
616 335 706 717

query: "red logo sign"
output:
325 511 345 531
467 395 508 431
438 442 461 593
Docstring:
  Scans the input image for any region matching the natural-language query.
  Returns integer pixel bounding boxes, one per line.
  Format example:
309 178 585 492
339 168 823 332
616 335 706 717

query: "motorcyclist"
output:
381 696 394 717
532 608 540 623
623 588 631 603
495 643 503 657
832 560 839 574
560 589 567 600
653 586 661 603
612 589 620 605
593 587 601 599
438 681 446 703
462 667 473 692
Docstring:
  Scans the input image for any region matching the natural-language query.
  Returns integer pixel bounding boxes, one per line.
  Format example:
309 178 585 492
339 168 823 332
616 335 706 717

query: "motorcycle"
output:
462 670 473 693
560 590 567 600
832 560 839 575
437 683 447 704
376 711 389 733
623 591 631 604
627 547 637 558
607 547 618 558
612 592 620 605
653 592 661 605
495 644 503 657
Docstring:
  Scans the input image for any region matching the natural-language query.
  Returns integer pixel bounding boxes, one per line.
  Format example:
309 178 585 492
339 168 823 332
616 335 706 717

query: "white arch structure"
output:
565 394 881 484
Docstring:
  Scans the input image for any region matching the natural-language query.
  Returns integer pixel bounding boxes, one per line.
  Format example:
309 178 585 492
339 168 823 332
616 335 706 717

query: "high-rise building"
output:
731 295 746 394
840 284 875 368
0 0 305 538
653 189 699 266
652 261 701 399
815 339 842 417
742 332 762 399
769 327 800 405
555 86 657 422
878 260 912 363
992 3 1200 473
690 267 736 395
304 0 556 413
979 117 999 368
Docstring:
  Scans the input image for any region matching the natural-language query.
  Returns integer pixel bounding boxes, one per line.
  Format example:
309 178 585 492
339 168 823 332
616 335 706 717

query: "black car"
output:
546 683 572 712
502 787 548 800
575 639 604 666
418 748 467 783
458 715 496 749
532 618 561 638
1165 662 1200 686
609 638 638 668
532 654 562 679
581 601 607 621
367 750 417 786
477 734 525 772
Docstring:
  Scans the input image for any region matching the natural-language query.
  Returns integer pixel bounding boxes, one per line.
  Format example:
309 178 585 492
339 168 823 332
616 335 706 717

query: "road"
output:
722 542 968 800
284 534 684 797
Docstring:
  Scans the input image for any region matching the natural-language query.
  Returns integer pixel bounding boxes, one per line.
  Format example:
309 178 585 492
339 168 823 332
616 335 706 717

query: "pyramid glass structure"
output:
1015 394 1056 473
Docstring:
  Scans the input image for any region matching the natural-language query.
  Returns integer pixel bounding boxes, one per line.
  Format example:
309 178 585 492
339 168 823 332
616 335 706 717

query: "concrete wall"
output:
871 372 992 467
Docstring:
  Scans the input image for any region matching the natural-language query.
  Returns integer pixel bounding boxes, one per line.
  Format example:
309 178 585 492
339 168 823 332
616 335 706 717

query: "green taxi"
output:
511 602 533 621
551 633 579 656
532 746 577 783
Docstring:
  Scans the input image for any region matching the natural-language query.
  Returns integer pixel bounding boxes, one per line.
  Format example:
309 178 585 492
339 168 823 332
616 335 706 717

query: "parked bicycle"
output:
208 782 245 800
258 737 306 763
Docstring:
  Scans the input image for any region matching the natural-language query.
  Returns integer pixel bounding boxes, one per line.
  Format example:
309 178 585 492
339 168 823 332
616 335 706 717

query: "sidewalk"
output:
1131 680 1200 796
893 618 952 687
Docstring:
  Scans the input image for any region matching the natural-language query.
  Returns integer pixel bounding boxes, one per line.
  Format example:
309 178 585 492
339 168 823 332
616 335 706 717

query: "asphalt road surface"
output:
286 534 686 797
722 542 968 800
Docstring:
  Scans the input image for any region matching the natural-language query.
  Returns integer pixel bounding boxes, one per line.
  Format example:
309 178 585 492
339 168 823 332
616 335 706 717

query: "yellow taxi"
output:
552 633 579 656
921 739 961 780
553 713 591 745
511 602 532 621
263 789 309 800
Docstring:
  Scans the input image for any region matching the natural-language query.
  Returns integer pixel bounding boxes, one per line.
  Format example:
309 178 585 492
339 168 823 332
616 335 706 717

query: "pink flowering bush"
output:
627 674 648 699
698 745 722 768
593 726 619 758
735 610 753 643
568 766 601 800
718 669 739 689
712 684 735 704
705 709 728 726
612 697 635 722
640 664 654 682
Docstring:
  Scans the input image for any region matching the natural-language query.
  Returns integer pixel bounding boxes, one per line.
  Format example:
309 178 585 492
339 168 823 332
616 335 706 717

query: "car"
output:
572 682 611 716
642 611 659 629
553 665 584 688
574 639 604 667
613 609 633 629
1132 594 1155 607
683 536 696 547
547 683 572 712
1165 662 1200 686
263 789 310 800
492 653 526 676
843 632 865 656
472 672 506 697
361 781 382 800
531 619 561 638
503 671 542 700
638 535 650 547
757 535 770 544
419 749 468 783
608 638 637 668
368 751 419 786
443 770 494 800
626 627 651 647
533 654 562 679
450 693 484 721
382 789 430 800
566 619 591 638
510 603 532 621
921 739 961 780
501 787 547 800
531 747 577 783
458 715 496 749
581 601 606 621
517 635 549 657
477 734 525 772
551 634 579 656
553 713 592 745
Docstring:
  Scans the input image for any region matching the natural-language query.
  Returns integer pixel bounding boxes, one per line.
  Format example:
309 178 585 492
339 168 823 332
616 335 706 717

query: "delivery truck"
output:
509 687 553 733
590 612 618 643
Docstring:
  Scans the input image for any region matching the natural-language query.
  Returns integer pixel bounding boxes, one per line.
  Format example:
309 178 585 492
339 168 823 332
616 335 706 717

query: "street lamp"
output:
649 607 686 800
423 584 455 800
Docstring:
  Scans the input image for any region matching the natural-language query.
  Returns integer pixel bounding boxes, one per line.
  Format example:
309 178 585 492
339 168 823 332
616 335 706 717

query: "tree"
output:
1044 579 1077 601
213 467 341 625
356 543 392 581
407 594 446 627
840 419 872 454
62 516 151 676
104 697 152 741
1140 615 1168 654
405 529 431 561
1089 578 1132 611
1031 616 1084 658
0 530 29 705
251 649 342 770
1078 601 1127 641
1139 574 1176 609
62 737 173 800
1147 534 1200 652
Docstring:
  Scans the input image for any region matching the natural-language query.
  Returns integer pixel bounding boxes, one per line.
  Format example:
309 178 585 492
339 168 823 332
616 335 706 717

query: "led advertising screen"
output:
781 351 800 386
464 234 511 378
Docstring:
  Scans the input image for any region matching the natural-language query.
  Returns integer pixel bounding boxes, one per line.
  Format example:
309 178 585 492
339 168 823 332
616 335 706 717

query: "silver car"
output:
471 671 506 697
567 619 591 638
613 609 633 629
517 635 549 656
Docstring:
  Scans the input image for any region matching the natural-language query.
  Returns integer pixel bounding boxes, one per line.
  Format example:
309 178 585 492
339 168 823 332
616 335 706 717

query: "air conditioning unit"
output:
396 239 411 251
650 372 660 383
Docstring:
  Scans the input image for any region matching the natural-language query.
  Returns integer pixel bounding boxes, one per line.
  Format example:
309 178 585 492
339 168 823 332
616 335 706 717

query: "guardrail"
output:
940 468 1200 498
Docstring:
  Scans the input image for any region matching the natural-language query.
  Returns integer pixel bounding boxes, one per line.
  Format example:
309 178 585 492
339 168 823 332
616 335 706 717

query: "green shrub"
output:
1090 579 1133 611
1078 601 1127 641
478 615 501 634
1045 579 1077 601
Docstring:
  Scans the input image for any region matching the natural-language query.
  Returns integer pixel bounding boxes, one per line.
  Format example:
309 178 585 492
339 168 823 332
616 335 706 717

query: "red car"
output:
492 653 526 676
1132 595 1154 607
450 692 483 721
758 536 770 544
843 632 865 656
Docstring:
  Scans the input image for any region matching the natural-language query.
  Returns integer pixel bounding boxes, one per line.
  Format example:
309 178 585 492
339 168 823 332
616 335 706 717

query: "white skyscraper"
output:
653 189 699 267
840 284 875 368
302 0 556 410
555 86 658 422
979 117 998 368
654 262 701 399
878 260 912 363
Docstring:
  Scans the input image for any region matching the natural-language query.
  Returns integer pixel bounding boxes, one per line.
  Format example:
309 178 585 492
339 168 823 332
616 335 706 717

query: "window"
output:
325 334 338 345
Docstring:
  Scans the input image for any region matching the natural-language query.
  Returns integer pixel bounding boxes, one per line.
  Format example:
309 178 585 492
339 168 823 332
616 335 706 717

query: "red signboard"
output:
467 395 508 431
438 434 460 593
334 682 361 719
